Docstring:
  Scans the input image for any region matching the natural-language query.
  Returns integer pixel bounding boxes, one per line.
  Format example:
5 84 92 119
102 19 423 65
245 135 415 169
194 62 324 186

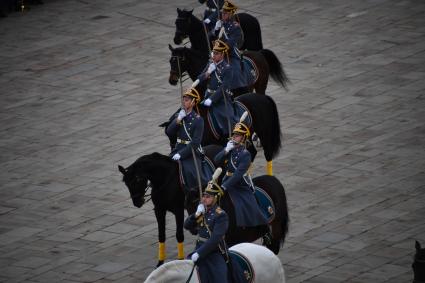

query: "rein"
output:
171 55 189 82
185 263 197 283
130 179 152 204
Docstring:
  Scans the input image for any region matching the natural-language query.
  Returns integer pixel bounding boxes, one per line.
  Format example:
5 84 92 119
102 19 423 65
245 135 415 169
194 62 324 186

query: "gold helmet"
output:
232 122 250 139
222 0 238 15
212 39 229 54
203 168 224 201
183 87 201 104
204 181 224 198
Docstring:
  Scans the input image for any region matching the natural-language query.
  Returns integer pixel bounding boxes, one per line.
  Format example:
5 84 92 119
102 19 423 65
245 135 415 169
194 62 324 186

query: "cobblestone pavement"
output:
1 0 424 282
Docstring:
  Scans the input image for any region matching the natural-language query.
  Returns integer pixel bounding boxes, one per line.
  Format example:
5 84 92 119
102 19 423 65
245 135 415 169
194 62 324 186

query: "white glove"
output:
225 140 235 153
195 203 205 217
177 109 186 121
172 153 181 160
207 63 216 74
204 18 211 24
215 20 222 30
191 252 199 262
191 79 200 88
203 98 212 107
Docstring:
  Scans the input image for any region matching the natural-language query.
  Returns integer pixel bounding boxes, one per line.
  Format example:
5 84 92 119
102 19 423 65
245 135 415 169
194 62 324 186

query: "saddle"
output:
254 186 275 224
228 250 255 283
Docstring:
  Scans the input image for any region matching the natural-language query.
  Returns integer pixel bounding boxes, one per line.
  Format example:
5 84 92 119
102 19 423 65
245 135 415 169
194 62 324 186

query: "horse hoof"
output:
156 260 164 268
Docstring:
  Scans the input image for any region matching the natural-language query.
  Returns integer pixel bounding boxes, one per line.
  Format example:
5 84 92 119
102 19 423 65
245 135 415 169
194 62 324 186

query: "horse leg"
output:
267 221 281 254
154 208 167 267
174 208 185 260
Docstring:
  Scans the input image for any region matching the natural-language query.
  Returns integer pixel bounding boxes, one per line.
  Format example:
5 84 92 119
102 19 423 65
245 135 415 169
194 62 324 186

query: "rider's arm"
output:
224 23 242 49
222 150 250 189
210 64 233 103
214 148 228 165
197 64 211 82
165 113 180 137
196 211 228 259
184 214 200 235
177 117 204 159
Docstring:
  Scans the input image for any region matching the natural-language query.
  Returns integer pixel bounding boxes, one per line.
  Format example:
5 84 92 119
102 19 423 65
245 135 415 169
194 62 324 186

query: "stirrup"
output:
262 232 272 246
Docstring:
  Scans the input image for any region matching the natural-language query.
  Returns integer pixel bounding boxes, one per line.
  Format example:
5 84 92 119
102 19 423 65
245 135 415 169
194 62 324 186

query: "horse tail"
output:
260 49 289 90
265 95 282 160
237 13 263 51
276 178 289 246
236 93 282 161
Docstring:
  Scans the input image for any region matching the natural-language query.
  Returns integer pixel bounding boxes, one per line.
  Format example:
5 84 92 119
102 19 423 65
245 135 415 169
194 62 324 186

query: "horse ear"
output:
416 240 421 250
168 44 174 51
118 165 126 175
189 9 193 14
177 8 181 13
159 121 170 128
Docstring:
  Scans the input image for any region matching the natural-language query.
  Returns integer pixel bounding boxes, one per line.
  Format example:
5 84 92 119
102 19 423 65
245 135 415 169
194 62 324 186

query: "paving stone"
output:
1 0 424 282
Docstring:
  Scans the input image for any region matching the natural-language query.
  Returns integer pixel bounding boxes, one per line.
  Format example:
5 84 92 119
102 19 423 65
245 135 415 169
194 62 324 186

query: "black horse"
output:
118 150 289 265
118 145 222 267
174 8 263 54
413 240 425 283
168 44 288 95
160 88 282 175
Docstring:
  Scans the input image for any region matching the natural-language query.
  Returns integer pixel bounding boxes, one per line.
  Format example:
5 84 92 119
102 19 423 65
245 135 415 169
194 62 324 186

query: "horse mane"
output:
128 152 174 174
236 93 282 160
134 152 171 165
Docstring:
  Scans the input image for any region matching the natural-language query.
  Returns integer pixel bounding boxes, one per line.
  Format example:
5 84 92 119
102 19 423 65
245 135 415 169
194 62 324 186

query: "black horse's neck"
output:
185 48 209 81
134 153 179 196
188 14 210 56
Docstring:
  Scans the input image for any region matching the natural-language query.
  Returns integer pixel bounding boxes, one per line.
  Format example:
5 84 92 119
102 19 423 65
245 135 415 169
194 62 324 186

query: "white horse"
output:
144 243 285 283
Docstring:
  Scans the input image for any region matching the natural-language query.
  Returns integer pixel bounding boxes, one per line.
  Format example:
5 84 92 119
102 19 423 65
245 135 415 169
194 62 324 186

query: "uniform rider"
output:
210 0 249 95
199 0 224 31
214 120 269 230
166 88 210 193
184 176 229 283
194 39 236 141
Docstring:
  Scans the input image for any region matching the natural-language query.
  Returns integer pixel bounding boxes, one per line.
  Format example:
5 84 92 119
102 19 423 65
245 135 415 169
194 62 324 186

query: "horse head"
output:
184 187 201 215
118 164 150 208
413 240 425 282
174 8 193 45
168 44 188 85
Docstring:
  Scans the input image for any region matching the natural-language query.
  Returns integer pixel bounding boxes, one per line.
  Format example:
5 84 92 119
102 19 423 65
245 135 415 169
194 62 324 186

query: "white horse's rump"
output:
144 243 285 283
230 243 285 282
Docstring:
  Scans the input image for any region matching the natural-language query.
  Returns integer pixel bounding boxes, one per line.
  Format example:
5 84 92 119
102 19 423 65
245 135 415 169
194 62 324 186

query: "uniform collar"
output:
185 110 195 118
206 204 217 212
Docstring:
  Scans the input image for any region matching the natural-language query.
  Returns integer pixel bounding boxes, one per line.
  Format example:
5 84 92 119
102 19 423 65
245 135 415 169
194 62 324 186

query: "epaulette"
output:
215 207 223 214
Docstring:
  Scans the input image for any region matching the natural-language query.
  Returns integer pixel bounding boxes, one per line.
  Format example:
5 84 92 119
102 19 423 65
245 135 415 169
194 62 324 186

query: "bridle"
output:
175 15 191 33
170 52 189 82
128 174 152 204
413 255 425 283
174 16 190 43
